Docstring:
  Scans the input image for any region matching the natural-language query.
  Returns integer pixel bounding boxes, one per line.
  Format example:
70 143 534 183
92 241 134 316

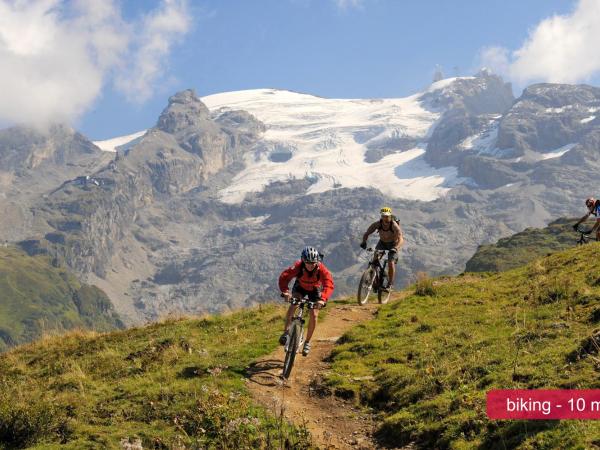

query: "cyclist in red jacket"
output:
278 246 334 356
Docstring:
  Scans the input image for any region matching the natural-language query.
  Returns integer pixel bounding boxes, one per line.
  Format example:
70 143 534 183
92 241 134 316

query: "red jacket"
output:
278 260 334 301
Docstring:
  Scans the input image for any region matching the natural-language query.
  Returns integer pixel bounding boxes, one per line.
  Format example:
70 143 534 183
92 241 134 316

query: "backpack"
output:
377 215 401 231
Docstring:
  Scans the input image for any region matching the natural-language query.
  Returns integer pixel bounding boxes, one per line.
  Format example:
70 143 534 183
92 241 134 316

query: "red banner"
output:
487 390 600 420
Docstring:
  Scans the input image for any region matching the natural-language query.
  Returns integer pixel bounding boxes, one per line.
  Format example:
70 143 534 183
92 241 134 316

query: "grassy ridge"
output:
326 244 600 449
465 218 588 273
0 247 123 351
0 304 310 449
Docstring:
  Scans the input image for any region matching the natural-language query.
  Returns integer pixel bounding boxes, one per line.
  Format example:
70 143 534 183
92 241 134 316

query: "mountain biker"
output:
278 246 334 356
360 206 404 291
573 197 600 241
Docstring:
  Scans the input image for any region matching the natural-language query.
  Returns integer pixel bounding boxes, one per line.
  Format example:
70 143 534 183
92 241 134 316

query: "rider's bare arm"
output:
394 222 404 248
575 212 592 228
362 221 379 244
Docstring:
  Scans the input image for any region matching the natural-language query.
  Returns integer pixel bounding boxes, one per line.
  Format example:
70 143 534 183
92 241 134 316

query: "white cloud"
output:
479 46 510 78
479 0 600 86
0 0 191 127
115 0 191 102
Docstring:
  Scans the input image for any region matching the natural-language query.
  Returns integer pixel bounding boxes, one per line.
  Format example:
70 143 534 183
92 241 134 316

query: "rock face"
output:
423 72 514 167
0 124 112 241
157 89 211 133
465 217 581 272
2 79 600 326
497 84 600 155
14 90 266 323
0 124 100 171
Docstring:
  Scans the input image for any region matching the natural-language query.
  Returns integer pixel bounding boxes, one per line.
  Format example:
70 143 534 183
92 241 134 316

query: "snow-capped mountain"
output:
93 130 147 153
5 73 600 325
202 84 466 203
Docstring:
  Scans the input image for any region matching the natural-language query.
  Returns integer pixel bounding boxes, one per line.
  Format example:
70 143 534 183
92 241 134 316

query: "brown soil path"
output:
246 301 383 449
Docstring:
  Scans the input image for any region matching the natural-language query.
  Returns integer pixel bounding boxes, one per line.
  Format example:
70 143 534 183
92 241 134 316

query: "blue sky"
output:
1 0 597 140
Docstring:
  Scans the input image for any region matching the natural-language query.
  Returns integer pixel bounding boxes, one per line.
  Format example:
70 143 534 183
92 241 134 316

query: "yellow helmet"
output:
380 206 392 216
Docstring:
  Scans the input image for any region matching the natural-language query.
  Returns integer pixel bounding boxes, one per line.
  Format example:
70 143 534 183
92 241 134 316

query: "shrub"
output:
415 272 436 296
0 390 70 447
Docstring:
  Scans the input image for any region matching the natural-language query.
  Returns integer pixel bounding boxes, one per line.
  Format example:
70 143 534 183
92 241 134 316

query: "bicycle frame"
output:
281 296 317 379
367 248 389 289
576 226 595 245
357 248 394 305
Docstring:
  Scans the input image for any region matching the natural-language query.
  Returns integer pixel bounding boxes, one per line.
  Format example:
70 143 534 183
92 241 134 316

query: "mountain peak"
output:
156 89 211 133
167 89 203 105
0 123 100 171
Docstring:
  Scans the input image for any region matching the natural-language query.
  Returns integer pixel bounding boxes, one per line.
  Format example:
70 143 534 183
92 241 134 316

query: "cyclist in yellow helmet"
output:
360 207 404 291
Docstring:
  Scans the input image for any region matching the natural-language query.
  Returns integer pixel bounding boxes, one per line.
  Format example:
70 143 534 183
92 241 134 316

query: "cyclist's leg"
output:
283 303 295 333
283 282 303 332
373 240 384 264
305 290 321 343
375 240 391 288
388 249 398 287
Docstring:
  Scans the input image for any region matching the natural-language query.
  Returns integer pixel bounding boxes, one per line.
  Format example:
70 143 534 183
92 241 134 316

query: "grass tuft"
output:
414 272 436 296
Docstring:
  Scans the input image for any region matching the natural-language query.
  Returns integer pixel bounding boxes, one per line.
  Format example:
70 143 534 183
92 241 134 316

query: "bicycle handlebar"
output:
364 247 390 253
290 298 320 308
280 292 322 308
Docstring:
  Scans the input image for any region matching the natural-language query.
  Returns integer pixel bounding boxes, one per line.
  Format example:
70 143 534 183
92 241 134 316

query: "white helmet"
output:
301 246 320 263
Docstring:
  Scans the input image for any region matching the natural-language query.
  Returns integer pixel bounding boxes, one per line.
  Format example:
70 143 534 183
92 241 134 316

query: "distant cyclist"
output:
573 197 600 241
360 206 404 291
278 246 334 356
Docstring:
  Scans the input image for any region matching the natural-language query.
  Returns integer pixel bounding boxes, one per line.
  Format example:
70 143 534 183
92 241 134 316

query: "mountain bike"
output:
357 248 392 305
576 225 594 245
281 294 319 379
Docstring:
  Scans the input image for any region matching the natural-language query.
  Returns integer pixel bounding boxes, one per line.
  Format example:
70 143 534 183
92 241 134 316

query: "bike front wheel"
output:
282 321 302 379
378 285 391 304
357 268 376 305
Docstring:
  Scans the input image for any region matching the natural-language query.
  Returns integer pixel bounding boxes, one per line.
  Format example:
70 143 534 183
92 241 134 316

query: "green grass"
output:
465 217 589 273
0 247 123 351
326 244 600 449
0 305 311 449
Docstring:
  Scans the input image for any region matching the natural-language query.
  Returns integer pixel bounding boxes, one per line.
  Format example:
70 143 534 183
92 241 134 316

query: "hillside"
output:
324 243 600 449
0 246 123 352
465 217 590 272
0 305 309 449
2 242 600 449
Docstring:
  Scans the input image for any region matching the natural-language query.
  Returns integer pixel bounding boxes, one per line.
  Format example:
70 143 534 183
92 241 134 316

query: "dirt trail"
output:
246 302 382 449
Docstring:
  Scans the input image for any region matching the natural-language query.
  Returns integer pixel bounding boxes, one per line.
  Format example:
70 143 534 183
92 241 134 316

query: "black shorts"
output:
376 240 399 263
292 281 322 301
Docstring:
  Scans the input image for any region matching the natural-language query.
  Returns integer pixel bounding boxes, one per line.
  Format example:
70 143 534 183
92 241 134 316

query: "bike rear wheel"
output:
282 321 302 379
357 268 376 305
